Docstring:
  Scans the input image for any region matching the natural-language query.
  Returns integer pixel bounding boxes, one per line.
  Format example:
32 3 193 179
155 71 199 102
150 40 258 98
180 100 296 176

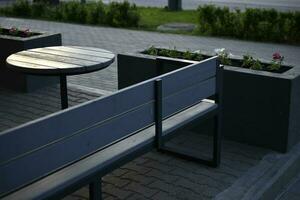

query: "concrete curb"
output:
215 143 300 200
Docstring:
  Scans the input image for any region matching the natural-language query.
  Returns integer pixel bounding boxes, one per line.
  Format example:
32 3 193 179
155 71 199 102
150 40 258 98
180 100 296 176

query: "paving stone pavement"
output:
0 17 299 199
277 171 300 200
63 132 270 200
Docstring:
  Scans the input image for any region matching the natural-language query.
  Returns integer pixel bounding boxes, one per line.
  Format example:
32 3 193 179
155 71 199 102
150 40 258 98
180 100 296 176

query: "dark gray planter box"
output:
0 29 62 92
118 53 195 89
222 65 300 153
118 51 300 153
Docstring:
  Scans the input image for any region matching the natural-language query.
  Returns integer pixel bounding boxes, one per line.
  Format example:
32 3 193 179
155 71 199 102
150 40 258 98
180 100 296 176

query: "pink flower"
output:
9 26 18 35
273 52 282 60
22 28 30 37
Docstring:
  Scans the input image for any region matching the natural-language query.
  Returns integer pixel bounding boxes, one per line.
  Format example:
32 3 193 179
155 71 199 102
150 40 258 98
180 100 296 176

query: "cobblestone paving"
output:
0 17 298 199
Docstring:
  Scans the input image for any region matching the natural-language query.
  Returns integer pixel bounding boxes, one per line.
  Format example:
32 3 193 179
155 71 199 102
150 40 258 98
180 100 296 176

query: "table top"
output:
6 46 115 75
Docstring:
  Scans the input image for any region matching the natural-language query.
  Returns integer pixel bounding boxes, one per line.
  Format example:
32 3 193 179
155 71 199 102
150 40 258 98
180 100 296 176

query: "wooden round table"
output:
6 46 115 109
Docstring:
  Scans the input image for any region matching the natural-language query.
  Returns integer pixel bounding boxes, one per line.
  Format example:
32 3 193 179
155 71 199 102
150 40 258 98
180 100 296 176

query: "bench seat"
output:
3 100 217 200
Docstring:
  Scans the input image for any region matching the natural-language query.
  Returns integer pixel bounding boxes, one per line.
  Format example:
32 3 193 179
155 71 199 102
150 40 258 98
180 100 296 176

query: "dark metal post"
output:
213 62 224 167
155 79 163 149
89 179 102 200
213 115 221 167
60 75 68 109
168 0 182 11
33 0 60 5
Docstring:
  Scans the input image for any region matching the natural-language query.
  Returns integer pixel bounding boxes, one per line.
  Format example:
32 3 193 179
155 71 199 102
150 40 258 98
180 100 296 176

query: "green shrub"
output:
31 2 48 18
60 2 87 23
11 0 31 17
197 5 300 44
106 1 140 27
0 0 140 28
85 2 105 25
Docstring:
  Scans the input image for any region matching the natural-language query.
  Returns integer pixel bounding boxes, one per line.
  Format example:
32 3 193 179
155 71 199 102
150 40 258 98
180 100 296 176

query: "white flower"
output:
214 48 226 55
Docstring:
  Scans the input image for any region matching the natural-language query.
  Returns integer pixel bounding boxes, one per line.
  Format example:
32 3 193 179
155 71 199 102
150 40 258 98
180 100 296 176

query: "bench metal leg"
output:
213 114 221 167
156 116 221 167
155 79 163 149
154 79 221 168
60 75 68 109
89 179 102 200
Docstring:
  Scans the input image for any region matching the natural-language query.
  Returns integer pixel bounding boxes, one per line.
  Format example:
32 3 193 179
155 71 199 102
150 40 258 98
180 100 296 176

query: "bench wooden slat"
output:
0 102 155 195
160 57 216 97
0 81 155 164
163 78 215 118
1 101 217 200
69 46 114 54
3 60 57 74
29 48 112 63
7 54 82 69
46 46 115 59
17 51 100 66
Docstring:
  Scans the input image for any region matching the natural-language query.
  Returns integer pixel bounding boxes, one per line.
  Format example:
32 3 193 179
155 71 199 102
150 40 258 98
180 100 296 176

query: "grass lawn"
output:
138 7 198 31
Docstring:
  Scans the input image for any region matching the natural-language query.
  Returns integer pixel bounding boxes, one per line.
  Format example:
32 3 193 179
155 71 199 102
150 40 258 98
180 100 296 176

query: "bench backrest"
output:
0 56 218 197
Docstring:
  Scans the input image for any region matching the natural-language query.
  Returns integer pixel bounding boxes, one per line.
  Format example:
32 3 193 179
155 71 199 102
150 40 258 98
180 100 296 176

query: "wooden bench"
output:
0 56 223 200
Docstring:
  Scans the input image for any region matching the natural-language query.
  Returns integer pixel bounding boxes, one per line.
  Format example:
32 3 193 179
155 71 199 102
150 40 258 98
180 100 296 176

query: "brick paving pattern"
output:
278 172 300 200
65 133 269 200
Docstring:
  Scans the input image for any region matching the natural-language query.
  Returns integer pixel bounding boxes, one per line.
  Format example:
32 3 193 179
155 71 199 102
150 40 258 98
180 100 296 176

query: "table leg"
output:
60 75 68 109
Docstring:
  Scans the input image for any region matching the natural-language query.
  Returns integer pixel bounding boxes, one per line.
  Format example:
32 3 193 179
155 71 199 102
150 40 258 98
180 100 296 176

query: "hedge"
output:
197 5 300 44
0 0 140 28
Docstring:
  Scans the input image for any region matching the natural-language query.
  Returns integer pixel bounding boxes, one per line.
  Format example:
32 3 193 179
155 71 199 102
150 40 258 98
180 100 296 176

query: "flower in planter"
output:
168 47 180 58
250 59 263 70
146 46 159 56
273 52 282 60
242 54 262 70
9 26 19 36
159 48 171 57
182 50 194 60
21 28 31 37
183 50 203 61
269 52 284 71
214 48 232 65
